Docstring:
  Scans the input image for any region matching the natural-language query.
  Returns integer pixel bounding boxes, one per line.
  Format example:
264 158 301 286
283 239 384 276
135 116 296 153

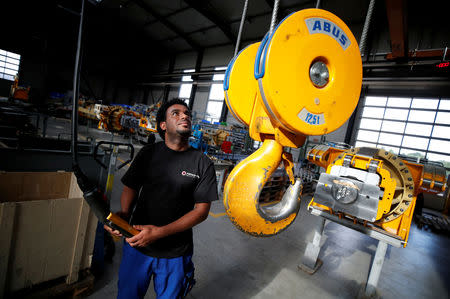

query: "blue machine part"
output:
131 104 149 115
111 103 132 109
189 125 208 153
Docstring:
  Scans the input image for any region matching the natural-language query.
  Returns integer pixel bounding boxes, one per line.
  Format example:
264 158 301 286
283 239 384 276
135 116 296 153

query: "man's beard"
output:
176 128 192 138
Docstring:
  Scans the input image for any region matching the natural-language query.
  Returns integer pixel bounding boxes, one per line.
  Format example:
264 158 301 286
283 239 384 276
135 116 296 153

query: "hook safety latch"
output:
282 152 296 184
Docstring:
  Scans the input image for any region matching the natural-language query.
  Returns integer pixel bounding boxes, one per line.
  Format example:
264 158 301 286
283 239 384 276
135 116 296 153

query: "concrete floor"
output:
87 196 450 298
42 118 450 299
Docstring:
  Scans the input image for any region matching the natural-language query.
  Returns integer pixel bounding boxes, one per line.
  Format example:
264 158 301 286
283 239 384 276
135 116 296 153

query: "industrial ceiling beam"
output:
183 0 235 42
157 24 218 42
133 0 201 50
386 49 450 60
159 1 323 47
188 50 204 111
144 7 191 27
385 0 408 59
172 0 326 52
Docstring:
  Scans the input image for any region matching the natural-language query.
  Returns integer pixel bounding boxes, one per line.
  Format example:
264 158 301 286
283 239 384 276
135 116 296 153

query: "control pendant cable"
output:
70 0 140 240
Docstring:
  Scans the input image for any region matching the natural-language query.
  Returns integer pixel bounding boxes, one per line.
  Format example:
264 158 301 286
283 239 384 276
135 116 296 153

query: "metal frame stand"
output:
298 217 325 274
105 144 119 199
95 133 135 198
364 240 388 298
300 206 400 297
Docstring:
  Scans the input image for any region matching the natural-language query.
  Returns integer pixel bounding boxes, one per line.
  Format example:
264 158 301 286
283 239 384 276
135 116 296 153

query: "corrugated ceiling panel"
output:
230 16 269 42
159 39 192 52
168 9 214 32
190 28 230 47
142 0 188 15
207 0 270 21
121 3 150 27
144 22 178 39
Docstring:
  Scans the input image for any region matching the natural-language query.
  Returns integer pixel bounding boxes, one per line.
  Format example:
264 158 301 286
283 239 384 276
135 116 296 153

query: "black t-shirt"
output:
121 141 218 258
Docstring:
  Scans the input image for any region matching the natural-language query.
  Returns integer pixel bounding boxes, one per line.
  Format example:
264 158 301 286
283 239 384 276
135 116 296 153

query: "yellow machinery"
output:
307 145 447 247
97 105 140 132
78 103 158 134
78 99 98 120
10 75 30 101
138 117 158 133
223 9 362 236
220 6 449 296
138 102 160 133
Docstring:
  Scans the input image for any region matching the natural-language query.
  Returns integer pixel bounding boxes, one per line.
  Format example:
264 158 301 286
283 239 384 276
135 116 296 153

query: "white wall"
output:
168 89 180 102
173 52 198 70
161 46 236 121
190 87 209 120
323 119 350 143
226 111 243 127
202 46 234 68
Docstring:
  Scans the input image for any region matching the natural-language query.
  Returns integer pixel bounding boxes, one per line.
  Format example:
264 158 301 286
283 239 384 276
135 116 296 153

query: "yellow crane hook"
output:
222 9 362 236
223 138 302 236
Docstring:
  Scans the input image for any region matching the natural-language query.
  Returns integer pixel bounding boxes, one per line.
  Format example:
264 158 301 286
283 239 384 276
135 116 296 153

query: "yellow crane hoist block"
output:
224 42 260 127
255 9 362 136
307 146 448 247
222 9 363 236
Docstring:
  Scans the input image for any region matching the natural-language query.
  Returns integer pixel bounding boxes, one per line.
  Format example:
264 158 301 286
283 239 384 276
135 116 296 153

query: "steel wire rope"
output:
315 0 321 9
360 0 376 55
234 0 249 56
269 0 280 35
71 0 85 165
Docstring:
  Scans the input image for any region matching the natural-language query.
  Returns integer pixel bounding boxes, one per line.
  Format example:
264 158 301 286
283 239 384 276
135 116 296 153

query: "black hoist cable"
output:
70 0 143 242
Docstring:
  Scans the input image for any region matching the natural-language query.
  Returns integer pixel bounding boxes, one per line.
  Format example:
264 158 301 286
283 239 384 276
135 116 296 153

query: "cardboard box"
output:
0 172 97 296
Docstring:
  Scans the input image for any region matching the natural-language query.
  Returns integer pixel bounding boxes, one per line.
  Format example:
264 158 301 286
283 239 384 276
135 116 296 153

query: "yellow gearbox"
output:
307 145 447 246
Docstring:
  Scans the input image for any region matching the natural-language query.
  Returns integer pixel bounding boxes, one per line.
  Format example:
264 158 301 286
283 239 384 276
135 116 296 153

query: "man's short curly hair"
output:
156 98 189 139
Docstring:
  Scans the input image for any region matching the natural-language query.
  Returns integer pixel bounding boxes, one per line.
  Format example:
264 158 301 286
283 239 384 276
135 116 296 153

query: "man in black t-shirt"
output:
105 99 218 299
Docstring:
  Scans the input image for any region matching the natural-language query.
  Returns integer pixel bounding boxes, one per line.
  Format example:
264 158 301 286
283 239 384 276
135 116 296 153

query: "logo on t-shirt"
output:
181 170 200 179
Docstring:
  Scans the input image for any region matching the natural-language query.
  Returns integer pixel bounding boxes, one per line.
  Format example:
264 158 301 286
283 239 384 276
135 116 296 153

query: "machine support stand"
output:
299 217 325 274
105 144 119 199
364 240 388 298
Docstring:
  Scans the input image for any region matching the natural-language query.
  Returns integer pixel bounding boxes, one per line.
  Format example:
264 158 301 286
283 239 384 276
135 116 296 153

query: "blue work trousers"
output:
118 242 194 299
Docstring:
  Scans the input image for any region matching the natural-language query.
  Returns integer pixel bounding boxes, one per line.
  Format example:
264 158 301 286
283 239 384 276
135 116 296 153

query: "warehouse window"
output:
354 96 450 169
178 69 194 105
0 49 21 81
205 67 226 123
